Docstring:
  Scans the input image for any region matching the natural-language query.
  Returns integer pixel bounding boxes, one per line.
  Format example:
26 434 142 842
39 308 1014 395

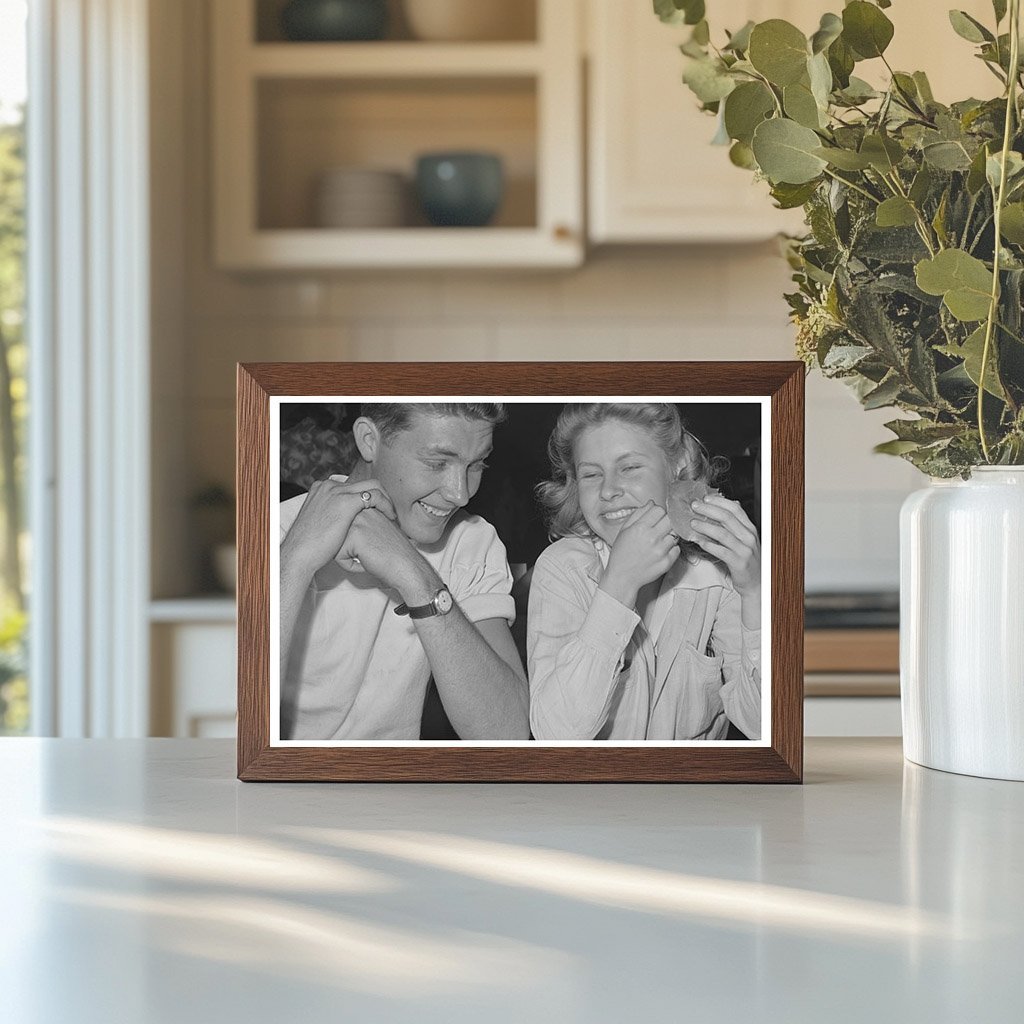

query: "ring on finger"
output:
360 491 372 503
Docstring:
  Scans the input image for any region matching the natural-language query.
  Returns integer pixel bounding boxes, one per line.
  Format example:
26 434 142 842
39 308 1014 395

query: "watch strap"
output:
394 587 453 619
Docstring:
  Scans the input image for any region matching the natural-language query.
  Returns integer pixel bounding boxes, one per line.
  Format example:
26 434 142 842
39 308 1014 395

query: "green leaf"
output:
784 80 825 129
810 13 843 54
807 51 833 110
932 190 950 247
723 81 776 145
684 2 706 27
770 180 820 209
682 57 737 104
874 439 921 455
923 140 972 171
908 164 933 205
915 250 994 322
839 76 879 104
692 19 710 45
939 325 1006 398
876 197 918 228
813 146 872 170
884 418 963 443
986 151 1024 191
827 35 856 89
680 37 708 59
862 374 903 409
967 144 991 194
748 20 809 87
1000 204 1024 245
653 0 705 26
993 0 1008 24
729 140 758 169
724 20 755 53
711 109 731 145
751 118 828 184
908 333 941 402
912 71 935 104
860 133 904 173
842 1 894 59
948 10 994 44
653 0 682 24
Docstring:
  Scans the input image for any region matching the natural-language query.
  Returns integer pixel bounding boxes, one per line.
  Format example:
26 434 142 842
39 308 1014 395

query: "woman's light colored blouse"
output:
527 535 762 741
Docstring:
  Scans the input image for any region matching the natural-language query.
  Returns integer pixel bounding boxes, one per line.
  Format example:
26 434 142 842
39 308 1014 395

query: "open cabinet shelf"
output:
211 0 582 269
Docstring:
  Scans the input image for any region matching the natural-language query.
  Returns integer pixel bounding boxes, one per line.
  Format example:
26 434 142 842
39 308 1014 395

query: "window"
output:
0 0 28 735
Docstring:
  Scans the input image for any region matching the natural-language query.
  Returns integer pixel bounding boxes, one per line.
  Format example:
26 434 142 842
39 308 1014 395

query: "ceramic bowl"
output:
315 168 407 228
414 152 504 227
281 0 388 42
403 0 534 41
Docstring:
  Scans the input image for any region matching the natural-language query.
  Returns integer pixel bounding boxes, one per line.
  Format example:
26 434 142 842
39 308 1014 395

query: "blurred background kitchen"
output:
1 0 998 740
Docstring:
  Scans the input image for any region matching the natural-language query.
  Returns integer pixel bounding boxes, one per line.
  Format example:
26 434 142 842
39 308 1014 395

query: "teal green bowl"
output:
415 152 505 228
281 0 388 41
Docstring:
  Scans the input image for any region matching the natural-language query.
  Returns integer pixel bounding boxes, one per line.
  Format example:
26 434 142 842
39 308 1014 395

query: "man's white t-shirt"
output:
280 476 515 740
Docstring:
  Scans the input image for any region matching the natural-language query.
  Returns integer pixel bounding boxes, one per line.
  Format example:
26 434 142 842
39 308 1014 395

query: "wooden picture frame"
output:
238 362 804 782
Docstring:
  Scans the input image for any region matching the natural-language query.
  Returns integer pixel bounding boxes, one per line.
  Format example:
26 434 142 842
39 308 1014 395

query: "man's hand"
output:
599 501 681 610
281 477 395 579
340 508 439 603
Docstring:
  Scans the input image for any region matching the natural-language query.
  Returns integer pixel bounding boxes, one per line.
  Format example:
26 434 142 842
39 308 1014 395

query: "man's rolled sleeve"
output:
446 519 516 625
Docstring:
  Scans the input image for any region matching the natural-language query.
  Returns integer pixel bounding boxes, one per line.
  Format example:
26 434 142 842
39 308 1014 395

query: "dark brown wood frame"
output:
237 362 804 782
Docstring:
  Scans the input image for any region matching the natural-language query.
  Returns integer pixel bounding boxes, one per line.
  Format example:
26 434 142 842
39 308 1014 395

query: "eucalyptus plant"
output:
656 0 1024 476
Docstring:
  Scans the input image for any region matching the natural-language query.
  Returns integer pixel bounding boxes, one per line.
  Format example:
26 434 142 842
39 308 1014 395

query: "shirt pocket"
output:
672 643 726 739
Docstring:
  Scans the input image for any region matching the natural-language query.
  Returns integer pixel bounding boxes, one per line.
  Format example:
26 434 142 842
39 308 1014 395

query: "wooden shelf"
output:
217 226 580 270
249 42 544 78
804 629 900 675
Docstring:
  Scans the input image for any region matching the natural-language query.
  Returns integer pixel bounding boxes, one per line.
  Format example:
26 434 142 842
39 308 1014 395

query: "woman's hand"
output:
600 501 681 609
280 477 395 579
689 495 761 625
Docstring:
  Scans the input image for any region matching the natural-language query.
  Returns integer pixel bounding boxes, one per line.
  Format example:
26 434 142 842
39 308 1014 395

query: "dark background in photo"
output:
279 401 763 739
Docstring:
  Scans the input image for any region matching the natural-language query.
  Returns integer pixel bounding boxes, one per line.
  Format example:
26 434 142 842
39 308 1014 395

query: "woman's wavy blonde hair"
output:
536 403 726 540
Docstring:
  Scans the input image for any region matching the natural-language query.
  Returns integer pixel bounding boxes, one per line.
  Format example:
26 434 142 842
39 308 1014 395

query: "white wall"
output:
154 0 921 598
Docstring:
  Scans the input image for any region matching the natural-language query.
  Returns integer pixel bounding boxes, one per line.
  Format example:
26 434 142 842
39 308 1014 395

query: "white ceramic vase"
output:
900 467 1024 781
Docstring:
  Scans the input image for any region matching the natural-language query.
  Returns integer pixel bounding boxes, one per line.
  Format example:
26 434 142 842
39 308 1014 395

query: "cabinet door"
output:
587 0 809 242
587 0 997 244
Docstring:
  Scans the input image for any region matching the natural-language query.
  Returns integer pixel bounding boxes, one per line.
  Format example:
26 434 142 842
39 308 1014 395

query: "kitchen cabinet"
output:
586 0 811 243
150 600 237 738
211 0 583 268
804 626 901 736
586 0 1000 244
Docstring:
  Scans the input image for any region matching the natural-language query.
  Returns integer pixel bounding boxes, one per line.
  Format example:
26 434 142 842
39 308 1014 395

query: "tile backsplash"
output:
181 246 917 593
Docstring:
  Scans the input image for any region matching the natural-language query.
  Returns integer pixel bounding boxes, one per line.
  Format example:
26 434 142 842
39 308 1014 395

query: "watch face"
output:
435 588 453 614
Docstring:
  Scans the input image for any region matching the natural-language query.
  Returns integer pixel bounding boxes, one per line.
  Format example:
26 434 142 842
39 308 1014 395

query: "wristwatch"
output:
394 586 454 619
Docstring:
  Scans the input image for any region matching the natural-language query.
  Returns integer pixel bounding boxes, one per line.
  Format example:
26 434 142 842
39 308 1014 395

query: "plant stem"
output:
884 171 938 255
978 0 1021 462
750 69 784 117
822 167 880 204
968 213 994 253
997 319 1024 345
962 190 979 249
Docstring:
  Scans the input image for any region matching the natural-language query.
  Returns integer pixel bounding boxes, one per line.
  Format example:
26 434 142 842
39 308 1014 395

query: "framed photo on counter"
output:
237 362 804 782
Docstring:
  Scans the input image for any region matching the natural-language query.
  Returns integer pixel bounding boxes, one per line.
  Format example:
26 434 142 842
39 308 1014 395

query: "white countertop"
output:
1 737 1020 1023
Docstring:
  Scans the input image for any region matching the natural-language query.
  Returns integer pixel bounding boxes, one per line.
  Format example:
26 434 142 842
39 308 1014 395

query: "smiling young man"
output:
279 403 530 741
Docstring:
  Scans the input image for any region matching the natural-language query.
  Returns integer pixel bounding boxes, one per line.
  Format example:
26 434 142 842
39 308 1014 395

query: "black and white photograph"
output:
271 397 770 747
